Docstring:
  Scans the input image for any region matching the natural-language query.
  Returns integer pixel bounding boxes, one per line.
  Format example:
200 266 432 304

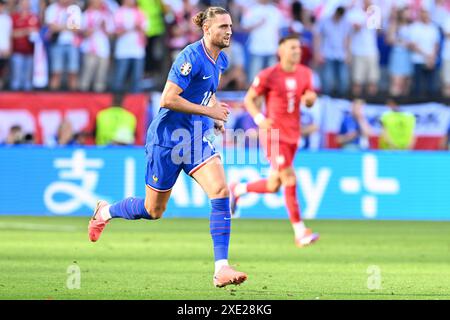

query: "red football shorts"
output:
263 139 298 171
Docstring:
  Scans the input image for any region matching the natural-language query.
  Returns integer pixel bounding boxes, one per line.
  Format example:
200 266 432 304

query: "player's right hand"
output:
207 102 230 122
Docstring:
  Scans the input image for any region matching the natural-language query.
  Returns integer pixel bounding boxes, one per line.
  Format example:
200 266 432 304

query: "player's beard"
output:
213 36 231 49
291 53 301 65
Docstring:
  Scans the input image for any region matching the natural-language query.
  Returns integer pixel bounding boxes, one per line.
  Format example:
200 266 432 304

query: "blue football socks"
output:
109 197 153 220
210 198 231 261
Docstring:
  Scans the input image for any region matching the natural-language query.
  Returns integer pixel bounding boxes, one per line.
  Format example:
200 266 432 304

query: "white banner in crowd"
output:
319 96 450 136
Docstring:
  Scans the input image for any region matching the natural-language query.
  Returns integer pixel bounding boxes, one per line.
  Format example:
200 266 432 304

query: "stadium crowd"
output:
0 0 449 97
1 0 450 149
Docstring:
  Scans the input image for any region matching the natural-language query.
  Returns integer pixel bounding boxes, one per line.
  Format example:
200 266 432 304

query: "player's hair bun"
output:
192 11 207 28
192 7 230 28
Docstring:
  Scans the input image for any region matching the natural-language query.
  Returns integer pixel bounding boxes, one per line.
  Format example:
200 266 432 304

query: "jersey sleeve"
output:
167 50 200 91
251 69 270 96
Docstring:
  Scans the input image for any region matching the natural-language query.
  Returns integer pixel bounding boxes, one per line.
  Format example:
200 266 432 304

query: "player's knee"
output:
281 175 297 187
267 182 281 193
279 168 296 186
210 184 229 199
145 203 166 219
266 176 282 193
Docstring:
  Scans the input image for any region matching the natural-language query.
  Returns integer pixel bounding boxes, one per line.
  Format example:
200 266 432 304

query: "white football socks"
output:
100 205 112 221
215 259 229 274
234 183 247 197
292 221 306 239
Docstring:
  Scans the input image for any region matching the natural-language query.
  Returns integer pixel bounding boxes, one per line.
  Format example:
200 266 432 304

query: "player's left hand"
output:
302 90 317 108
214 120 225 135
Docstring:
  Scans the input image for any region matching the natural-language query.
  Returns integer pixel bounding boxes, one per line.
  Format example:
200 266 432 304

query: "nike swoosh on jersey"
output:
203 75 212 80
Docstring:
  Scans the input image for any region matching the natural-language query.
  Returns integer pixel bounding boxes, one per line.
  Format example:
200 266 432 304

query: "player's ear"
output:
203 21 210 36
277 46 282 59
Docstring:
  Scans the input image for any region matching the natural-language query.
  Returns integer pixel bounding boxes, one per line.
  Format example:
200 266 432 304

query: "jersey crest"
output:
285 78 297 90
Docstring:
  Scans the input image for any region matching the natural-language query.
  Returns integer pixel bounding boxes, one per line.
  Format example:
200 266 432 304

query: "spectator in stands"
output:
45 0 82 91
241 0 284 82
27 0 46 22
5 125 25 145
379 98 416 150
112 0 147 93
95 93 137 146
46 118 90 146
56 119 75 145
137 0 167 86
102 0 120 14
10 0 39 91
289 1 314 67
336 99 372 150
408 8 439 97
225 0 245 30
219 41 247 90
347 0 380 97
314 6 350 96
165 0 200 61
430 0 450 26
22 132 35 144
441 10 450 98
72 131 89 145
386 6 413 97
79 0 114 92
0 0 12 90
45 119 74 146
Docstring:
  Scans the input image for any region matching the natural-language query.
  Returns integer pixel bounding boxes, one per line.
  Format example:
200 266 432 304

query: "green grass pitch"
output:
0 216 449 300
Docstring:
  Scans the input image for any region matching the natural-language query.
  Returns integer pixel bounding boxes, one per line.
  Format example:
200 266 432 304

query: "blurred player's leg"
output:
279 167 319 247
231 156 319 247
230 170 281 216
88 186 171 242
191 156 247 287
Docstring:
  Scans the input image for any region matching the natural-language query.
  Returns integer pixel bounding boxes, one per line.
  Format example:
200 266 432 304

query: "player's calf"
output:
144 203 166 219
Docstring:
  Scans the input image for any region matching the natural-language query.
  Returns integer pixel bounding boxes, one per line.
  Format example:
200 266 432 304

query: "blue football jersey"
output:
147 39 229 148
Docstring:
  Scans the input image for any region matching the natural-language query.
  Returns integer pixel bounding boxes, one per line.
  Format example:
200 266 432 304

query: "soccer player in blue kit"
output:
88 7 248 288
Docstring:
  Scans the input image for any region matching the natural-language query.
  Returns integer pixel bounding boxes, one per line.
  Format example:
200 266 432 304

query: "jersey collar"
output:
201 38 217 65
277 63 298 74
